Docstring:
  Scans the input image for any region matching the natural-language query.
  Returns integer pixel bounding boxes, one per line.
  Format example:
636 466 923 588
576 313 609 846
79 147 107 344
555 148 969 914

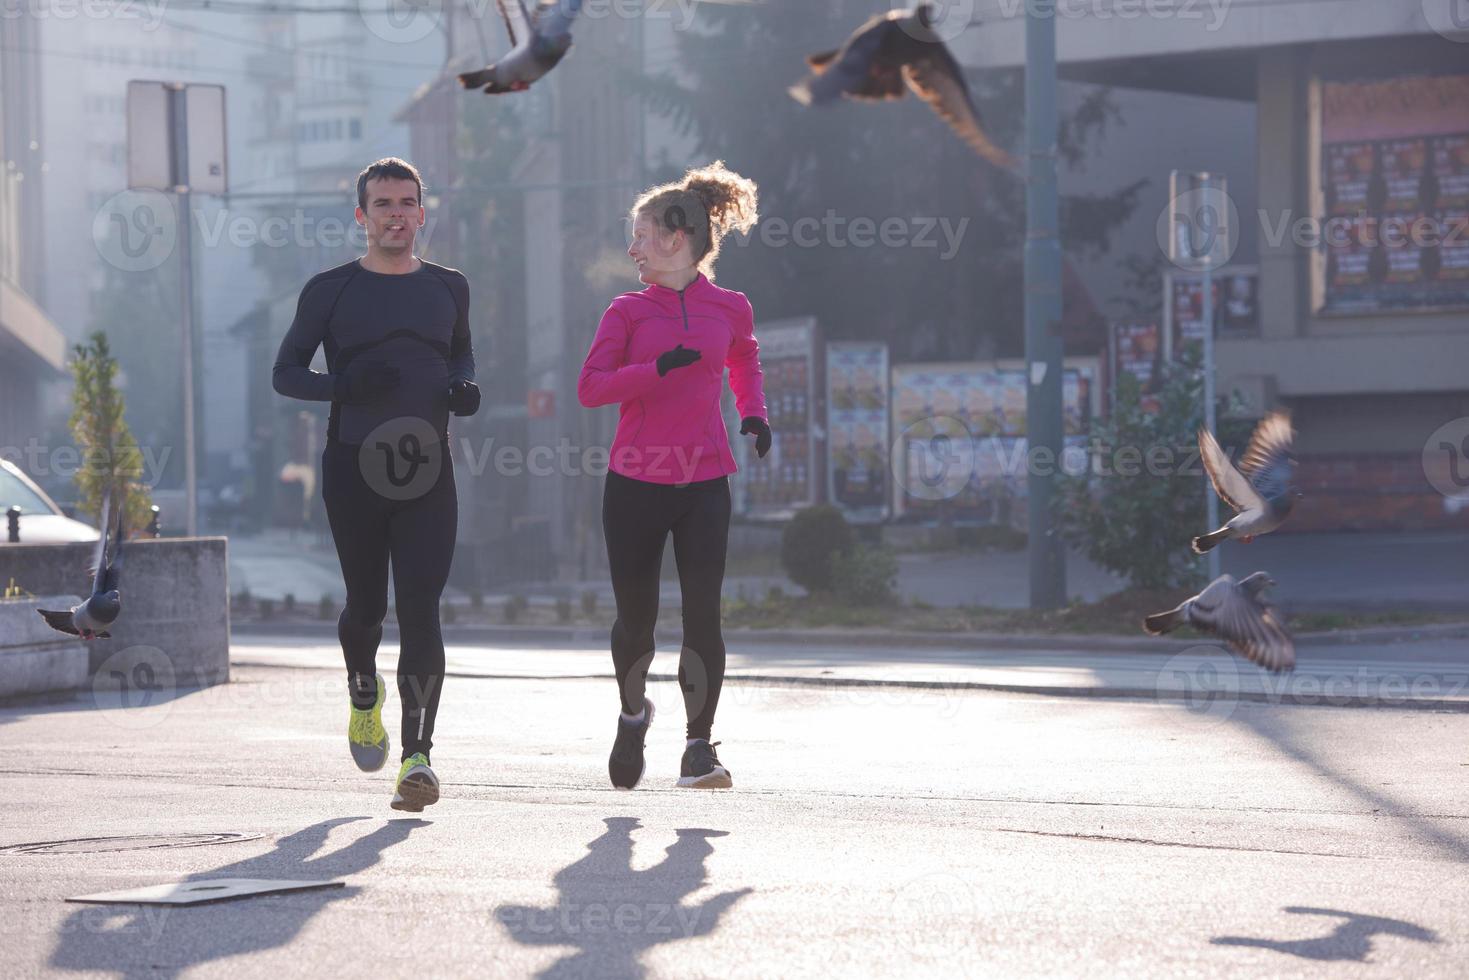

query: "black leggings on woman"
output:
321 439 456 761
602 469 730 741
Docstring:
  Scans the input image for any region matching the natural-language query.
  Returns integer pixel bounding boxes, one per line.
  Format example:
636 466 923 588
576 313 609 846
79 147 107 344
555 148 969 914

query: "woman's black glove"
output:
740 416 772 458
656 344 701 377
449 379 481 417
334 360 400 405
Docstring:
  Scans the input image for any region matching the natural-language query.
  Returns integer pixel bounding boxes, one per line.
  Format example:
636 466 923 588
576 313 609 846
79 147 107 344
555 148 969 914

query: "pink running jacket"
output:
578 273 767 485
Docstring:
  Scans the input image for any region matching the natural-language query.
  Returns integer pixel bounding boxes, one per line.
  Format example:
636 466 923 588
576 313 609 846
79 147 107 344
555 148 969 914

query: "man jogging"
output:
273 158 480 811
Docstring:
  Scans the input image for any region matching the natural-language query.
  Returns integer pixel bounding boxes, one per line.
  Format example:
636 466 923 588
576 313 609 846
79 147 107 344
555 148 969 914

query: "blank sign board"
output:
67 878 343 906
127 80 228 194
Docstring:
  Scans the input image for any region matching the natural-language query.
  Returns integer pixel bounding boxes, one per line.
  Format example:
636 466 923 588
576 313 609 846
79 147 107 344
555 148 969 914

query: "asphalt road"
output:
2 642 1467 978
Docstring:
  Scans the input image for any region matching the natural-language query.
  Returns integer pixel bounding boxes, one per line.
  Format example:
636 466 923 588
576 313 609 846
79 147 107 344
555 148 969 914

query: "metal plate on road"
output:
66 878 345 906
2 833 262 855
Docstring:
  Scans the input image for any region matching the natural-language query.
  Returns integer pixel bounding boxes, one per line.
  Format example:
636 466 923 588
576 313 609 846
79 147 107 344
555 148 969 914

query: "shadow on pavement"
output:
496 816 751 980
1211 906 1439 961
49 815 425 980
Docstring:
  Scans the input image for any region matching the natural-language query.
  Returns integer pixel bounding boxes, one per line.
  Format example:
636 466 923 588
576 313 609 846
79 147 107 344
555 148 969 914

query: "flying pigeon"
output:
788 3 1017 169
457 0 583 94
1193 411 1302 554
37 490 125 640
1143 571 1295 672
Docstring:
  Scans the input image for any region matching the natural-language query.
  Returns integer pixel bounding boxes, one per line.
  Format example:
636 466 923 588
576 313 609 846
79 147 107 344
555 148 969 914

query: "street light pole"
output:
1024 0 1066 609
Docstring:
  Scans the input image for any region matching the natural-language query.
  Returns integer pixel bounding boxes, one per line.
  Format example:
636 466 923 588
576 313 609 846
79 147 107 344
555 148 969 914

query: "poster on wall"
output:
1110 320 1162 413
890 360 1097 523
1163 267 1259 360
733 317 821 520
826 342 889 522
1315 73 1469 314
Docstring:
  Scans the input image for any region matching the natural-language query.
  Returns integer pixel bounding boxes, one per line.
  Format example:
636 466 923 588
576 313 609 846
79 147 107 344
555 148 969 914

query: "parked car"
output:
0 459 100 544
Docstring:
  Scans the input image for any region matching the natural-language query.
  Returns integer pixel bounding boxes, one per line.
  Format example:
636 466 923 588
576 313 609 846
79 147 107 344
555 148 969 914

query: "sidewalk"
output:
232 626 1469 711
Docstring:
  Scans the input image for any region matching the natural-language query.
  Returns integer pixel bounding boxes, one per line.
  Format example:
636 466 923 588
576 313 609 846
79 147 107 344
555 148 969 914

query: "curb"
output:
232 620 1469 652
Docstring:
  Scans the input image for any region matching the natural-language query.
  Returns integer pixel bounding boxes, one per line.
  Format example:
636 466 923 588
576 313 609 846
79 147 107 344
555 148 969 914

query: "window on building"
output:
350 119 361 140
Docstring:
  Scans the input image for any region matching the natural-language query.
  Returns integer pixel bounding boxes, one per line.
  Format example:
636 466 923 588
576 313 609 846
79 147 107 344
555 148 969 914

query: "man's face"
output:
357 176 424 254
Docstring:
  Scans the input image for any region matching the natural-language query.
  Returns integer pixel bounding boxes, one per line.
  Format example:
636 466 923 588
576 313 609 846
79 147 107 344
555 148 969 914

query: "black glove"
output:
448 379 481 417
334 360 400 405
740 416 772 459
656 344 701 377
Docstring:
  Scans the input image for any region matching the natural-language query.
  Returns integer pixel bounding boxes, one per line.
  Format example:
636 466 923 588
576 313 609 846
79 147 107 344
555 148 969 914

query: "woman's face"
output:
628 211 692 285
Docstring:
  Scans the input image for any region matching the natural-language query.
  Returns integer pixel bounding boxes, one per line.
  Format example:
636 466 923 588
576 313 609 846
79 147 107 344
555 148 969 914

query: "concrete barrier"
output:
0 537 230 690
0 595 89 697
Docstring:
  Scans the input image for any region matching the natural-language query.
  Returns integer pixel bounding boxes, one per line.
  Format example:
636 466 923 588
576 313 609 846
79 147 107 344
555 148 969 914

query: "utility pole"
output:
1024 0 1066 609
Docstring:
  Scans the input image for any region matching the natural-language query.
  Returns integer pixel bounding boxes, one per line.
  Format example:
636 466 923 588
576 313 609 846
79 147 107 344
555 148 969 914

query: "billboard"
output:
1313 73 1469 314
826 342 890 522
1163 266 1259 360
890 359 1098 523
733 317 822 519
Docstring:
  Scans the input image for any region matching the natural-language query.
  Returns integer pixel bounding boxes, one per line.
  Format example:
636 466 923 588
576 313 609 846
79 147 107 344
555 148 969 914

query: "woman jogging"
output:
577 161 769 791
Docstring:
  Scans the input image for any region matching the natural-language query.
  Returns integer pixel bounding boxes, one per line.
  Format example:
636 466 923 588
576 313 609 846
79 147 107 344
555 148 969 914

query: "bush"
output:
781 505 854 594
503 594 528 624
580 590 598 618
830 542 899 606
1059 347 1252 591
282 593 296 614
259 598 275 620
318 594 334 620
443 602 457 625
555 597 573 623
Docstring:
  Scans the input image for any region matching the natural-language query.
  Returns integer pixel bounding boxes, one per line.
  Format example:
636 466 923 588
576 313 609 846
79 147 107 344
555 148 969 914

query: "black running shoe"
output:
677 739 732 789
609 700 655 790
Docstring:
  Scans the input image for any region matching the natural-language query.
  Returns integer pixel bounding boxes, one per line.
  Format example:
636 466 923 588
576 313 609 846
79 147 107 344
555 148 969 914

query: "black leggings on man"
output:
603 470 730 741
321 440 456 761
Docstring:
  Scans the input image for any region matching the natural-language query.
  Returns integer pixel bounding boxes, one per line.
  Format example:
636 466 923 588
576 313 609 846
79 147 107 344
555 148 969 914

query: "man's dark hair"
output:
356 157 425 211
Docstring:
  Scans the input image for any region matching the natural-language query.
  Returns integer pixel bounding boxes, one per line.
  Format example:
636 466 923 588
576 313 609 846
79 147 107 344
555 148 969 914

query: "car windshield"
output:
0 467 56 515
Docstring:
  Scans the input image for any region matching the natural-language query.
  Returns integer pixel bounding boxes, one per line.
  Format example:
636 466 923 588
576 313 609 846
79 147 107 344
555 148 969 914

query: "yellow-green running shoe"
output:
348 673 390 772
391 753 439 812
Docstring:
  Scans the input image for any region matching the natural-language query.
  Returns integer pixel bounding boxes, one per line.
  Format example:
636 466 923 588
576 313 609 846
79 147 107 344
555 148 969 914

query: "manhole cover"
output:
0 833 261 855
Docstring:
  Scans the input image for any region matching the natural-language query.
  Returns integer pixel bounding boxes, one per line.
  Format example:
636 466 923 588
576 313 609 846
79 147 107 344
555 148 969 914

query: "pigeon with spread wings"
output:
1193 410 1303 554
37 489 126 640
457 0 583 94
1143 571 1295 672
788 3 1017 169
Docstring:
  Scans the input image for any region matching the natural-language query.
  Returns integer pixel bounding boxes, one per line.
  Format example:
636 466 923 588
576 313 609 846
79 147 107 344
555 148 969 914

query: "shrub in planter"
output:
780 505 854 594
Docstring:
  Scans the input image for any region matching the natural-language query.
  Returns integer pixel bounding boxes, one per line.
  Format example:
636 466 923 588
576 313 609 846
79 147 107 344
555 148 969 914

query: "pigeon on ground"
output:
1143 572 1295 672
37 490 125 640
457 0 583 94
1193 410 1302 554
788 3 1017 169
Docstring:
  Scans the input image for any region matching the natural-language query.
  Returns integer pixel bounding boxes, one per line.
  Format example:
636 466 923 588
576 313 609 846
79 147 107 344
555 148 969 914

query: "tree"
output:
67 331 156 532
631 2 1145 358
